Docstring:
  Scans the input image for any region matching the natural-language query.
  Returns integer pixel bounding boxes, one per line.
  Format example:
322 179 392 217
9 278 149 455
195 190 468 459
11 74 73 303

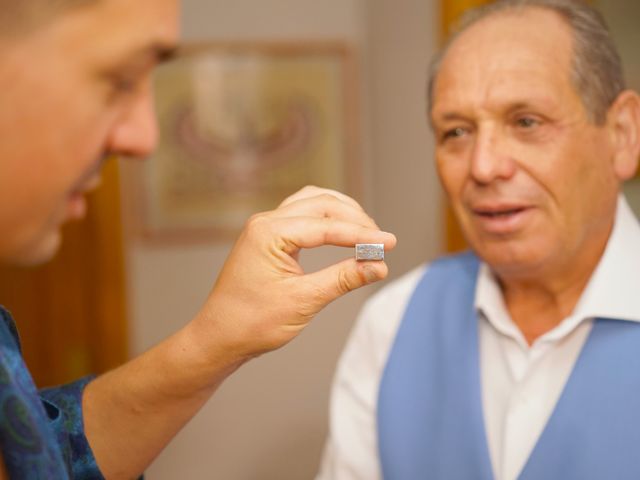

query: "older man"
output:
0 0 396 478
319 0 640 479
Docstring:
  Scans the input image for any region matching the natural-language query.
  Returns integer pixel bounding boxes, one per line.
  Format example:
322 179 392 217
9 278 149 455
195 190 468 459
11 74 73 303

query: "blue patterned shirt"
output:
0 306 103 479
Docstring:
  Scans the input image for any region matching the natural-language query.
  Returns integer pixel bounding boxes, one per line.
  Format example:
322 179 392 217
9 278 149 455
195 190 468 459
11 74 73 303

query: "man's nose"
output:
108 88 159 160
469 127 516 184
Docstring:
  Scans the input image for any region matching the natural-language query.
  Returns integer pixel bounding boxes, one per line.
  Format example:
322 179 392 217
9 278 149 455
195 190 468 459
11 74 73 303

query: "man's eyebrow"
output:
505 101 537 113
146 42 179 64
433 112 471 123
433 99 550 123
118 41 179 68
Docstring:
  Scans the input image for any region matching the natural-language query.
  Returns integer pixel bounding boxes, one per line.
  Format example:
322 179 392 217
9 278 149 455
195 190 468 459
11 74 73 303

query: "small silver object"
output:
355 243 385 261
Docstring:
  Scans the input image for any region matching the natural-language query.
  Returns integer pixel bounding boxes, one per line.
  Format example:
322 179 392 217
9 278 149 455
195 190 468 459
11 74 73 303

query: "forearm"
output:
82 316 246 480
82 187 396 479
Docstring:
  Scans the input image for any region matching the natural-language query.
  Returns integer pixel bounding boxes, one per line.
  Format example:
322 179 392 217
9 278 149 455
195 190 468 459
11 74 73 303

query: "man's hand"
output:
83 186 395 479
192 186 397 362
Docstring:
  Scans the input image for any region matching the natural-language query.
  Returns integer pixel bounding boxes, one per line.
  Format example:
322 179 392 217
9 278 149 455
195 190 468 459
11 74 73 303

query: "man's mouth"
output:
474 207 527 218
470 204 532 234
81 174 102 193
65 174 103 221
67 192 88 220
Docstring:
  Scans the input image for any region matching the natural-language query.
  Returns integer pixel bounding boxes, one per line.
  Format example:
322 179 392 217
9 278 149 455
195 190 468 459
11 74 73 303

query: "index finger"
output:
272 216 397 254
278 186 363 211
271 194 379 230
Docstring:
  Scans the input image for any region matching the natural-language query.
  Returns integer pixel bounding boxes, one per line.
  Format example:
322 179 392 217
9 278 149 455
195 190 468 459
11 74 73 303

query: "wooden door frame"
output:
440 0 493 252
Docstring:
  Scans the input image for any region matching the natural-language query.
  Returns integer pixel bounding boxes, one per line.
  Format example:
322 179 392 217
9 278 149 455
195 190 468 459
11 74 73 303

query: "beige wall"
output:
124 0 440 478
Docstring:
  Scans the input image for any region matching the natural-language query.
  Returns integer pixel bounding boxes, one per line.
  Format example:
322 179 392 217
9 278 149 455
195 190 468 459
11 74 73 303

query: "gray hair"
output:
427 0 625 125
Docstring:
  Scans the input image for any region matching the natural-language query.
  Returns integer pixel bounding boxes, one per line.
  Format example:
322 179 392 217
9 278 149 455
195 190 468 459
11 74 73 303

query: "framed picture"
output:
123 41 360 242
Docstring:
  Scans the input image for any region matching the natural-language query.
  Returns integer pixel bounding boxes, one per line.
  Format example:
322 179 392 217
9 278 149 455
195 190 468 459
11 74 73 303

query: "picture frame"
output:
122 41 361 243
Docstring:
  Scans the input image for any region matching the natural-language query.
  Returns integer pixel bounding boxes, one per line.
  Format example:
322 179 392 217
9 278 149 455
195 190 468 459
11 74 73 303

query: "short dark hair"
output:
428 0 625 125
0 0 99 35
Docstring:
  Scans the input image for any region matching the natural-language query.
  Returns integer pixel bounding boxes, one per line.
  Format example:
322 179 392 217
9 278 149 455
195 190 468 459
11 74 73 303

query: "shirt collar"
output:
572 195 640 323
475 195 640 342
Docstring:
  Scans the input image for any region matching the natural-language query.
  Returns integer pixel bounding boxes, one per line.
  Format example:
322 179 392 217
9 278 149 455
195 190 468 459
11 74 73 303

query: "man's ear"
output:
607 90 640 181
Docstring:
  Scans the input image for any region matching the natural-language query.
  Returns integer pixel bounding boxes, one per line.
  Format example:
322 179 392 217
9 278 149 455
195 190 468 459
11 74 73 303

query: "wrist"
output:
174 310 253 391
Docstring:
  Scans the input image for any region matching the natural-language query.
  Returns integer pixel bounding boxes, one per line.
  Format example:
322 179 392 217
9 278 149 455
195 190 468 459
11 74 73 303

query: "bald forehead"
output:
432 7 576 116
444 7 573 75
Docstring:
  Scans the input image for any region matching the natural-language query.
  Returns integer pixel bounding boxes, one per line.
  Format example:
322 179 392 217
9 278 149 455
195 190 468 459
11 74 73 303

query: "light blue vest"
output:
378 253 640 479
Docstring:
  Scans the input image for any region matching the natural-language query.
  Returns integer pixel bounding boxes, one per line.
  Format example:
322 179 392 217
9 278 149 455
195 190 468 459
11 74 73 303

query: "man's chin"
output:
2 231 63 267
478 247 551 282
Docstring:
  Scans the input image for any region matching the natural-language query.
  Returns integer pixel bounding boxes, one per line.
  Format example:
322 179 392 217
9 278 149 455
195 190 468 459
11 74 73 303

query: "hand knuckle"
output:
321 193 342 205
337 269 355 295
245 213 271 234
299 185 319 196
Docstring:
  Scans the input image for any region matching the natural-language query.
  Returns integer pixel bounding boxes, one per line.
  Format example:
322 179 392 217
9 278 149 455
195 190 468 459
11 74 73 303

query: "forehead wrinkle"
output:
433 8 577 121
435 72 572 125
483 70 569 113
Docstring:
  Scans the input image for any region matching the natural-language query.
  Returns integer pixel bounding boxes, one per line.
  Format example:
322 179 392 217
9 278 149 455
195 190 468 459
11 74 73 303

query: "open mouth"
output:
470 204 532 234
475 207 527 218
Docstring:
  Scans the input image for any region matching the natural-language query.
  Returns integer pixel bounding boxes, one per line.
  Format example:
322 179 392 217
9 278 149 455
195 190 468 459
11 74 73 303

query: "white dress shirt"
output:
317 196 640 480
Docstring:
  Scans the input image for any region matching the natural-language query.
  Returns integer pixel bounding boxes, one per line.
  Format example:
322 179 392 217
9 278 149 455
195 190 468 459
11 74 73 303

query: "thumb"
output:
301 258 389 314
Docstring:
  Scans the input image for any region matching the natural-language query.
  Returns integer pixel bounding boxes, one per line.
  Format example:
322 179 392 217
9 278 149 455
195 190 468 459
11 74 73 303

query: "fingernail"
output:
363 265 379 283
382 232 397 244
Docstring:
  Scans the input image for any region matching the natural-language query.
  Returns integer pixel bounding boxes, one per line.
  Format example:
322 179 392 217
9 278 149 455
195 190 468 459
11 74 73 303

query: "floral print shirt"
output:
0 306 103 479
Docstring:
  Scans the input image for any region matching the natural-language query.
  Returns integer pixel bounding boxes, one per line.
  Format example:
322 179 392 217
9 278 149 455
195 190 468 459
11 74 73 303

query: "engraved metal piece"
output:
355 243 385 261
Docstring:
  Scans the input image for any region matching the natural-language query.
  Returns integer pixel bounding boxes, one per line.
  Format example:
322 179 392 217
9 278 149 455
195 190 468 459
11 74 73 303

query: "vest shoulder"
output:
429 251 480 273
409 252 480 300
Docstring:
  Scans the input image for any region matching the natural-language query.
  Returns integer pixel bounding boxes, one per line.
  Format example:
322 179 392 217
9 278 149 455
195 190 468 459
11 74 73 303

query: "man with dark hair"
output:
0 0 396 478
319 1 640 479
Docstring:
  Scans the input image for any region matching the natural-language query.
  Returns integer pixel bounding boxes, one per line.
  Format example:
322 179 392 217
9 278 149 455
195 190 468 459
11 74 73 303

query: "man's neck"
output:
497 224 613 345
501 277 591 345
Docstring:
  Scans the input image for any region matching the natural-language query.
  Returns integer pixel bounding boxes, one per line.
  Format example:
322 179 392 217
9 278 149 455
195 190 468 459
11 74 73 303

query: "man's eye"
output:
113 76 138 93
107 70 148 95
443 127 467 140
516 117 538 128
